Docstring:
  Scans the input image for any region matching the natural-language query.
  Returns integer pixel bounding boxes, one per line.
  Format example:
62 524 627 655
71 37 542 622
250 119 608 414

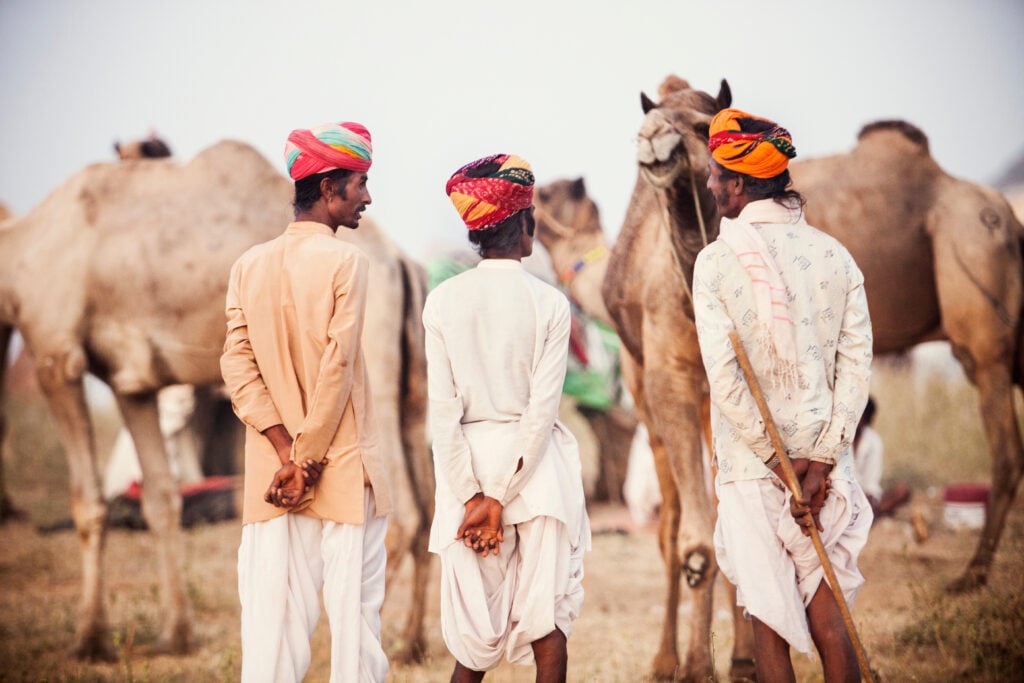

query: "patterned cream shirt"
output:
694 199 873 483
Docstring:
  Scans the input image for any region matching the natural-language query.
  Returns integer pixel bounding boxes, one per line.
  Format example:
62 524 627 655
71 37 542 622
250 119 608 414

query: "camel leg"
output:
644 361 717 682
116 391 193 652
35 347 115 660
0 324 18 520
649 430 684 679
949 361 1024 592
395 528 432 663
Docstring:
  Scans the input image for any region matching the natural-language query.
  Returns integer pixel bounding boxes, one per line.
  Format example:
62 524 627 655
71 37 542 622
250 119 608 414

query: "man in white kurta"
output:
426 153 591 680
693 109 873 681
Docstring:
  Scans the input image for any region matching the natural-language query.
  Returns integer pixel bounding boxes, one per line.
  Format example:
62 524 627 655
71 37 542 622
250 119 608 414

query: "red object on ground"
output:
943 483 990 506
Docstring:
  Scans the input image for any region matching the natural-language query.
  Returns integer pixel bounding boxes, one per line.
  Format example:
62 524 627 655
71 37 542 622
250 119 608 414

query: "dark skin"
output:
708 160 859 682
449 209 568 682
262 171 372 508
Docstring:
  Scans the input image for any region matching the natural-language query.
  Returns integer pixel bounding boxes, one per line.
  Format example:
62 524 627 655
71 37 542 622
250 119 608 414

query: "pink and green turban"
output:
284 121 372 181
445 154 534 231
708 108 796 179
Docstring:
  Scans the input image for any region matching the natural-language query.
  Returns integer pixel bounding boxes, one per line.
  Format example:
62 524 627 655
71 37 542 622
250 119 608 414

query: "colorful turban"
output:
708 108 796 179
284 121 372 181
445 154 535 231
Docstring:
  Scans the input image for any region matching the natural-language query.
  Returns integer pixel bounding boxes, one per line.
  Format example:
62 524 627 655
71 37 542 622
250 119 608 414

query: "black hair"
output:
862 395 876 425
718 117 805 209
293 168 354 215
468 209 534 257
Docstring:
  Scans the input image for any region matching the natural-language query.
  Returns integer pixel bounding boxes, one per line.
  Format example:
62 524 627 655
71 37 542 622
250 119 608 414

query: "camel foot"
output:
730 656 757 681
947 567 988 594
70 626 117 662
390 637 428 665
683 550 710 588
146 620 193 655
650 651 680 681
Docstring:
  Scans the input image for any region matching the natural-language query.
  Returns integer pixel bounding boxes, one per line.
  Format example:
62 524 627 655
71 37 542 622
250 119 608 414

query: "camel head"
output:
534 178 607 275
636 76 731 190
113 134 172 160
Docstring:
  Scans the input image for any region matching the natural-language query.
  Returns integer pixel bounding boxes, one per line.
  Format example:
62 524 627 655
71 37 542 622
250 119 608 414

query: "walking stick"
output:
728 331 876 683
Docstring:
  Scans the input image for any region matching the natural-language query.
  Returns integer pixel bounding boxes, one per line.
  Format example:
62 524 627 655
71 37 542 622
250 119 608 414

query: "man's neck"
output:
295 204 336 232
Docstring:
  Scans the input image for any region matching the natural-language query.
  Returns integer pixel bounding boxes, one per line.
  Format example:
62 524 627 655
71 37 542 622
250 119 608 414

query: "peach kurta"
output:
221 221 391 524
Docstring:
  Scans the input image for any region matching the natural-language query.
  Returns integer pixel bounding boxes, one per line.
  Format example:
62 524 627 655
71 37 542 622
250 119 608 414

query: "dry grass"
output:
2 350 1023 681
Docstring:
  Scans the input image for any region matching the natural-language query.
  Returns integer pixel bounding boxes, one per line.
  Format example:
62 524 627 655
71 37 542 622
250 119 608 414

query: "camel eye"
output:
695 122 710 139
538 189 551 202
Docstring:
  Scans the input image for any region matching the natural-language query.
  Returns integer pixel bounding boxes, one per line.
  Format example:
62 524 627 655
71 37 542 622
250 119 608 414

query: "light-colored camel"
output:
0 140 434 662
594 74 1024 680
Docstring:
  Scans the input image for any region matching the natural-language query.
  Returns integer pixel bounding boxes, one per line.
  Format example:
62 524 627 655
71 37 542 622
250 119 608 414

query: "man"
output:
220 121 391 683
424 154 591 683
693 109 874 682
854 396 911 519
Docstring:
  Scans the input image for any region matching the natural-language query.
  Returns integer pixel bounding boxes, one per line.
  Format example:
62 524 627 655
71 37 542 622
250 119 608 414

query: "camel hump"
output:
658 75 692 99
858 120 930 152
188 139 280 177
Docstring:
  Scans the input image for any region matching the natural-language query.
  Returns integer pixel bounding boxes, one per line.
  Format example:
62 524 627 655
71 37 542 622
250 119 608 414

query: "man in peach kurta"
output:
220 121 391 683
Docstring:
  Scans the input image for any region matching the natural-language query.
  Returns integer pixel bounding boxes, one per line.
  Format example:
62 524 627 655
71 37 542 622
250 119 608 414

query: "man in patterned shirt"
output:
693 109 874 683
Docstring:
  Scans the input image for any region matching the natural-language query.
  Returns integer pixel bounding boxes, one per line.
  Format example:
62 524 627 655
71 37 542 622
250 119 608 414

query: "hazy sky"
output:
1 0 1022 261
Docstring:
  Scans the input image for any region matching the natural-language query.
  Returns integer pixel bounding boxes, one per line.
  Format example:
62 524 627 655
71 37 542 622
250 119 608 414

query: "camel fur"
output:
0 140 434 662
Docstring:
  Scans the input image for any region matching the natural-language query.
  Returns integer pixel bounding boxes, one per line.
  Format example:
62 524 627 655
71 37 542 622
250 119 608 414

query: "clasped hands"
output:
264 457 329 508
773 458 832 537
456 493 504 557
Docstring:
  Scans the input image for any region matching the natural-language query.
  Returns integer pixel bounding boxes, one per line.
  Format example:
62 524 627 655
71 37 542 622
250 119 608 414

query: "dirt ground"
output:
1 488 1022 682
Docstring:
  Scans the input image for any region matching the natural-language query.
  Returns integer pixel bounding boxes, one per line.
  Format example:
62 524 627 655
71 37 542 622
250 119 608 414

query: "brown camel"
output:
0 140 434 662
536 173 756 681
555 74 1023 681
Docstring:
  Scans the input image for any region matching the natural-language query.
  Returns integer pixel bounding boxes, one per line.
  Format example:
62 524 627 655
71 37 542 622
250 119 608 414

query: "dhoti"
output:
438 515 586 671
238 488 388 682
714 477 872 655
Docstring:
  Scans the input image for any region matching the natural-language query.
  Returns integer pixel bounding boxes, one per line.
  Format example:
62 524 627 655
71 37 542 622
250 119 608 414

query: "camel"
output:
0 139 434 662
540 75 1024 681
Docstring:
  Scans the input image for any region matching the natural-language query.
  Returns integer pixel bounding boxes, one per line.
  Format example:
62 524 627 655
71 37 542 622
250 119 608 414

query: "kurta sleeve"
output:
811 255 873 464
221 260 284 433
424 295 482 504
693 247 776 462
489 296 572 506
289 251 369 464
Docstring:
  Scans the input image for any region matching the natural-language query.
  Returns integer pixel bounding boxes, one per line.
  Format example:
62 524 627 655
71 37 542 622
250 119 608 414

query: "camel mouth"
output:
638 151 689 189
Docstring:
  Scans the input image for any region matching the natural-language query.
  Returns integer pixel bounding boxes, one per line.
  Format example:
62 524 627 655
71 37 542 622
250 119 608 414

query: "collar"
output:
477 258 524 271
735 198 804 226
286 221 336 236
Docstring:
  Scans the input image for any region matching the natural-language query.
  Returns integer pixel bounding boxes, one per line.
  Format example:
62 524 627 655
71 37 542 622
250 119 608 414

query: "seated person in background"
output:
854 396 911 518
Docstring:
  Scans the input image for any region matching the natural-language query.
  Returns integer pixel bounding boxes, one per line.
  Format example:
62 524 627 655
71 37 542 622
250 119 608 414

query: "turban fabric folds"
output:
284 122 372 181
445 154 535 231
708 109 796 179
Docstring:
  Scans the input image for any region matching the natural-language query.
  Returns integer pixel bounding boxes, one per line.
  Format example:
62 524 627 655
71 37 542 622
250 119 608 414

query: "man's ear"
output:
319 176 336 199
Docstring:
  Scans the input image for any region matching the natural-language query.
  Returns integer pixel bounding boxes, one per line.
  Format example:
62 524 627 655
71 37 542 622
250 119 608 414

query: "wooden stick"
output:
728 331 875 683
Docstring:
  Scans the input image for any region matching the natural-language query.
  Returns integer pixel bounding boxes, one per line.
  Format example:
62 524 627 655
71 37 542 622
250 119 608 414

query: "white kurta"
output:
693 199 874 652
424 258 589 550
423 258 591 669
853 425 884 500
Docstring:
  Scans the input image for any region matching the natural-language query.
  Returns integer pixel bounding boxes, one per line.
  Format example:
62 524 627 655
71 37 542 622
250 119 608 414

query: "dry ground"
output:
2 355 1023 681
0 494 1022 682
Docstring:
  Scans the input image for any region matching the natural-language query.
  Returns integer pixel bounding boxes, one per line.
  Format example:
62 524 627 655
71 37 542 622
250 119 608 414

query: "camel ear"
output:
569 177 586 200
716 79 732 110
641 92 657 114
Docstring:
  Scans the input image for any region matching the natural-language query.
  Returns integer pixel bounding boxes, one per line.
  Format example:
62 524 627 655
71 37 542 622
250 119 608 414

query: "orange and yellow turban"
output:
708 108 796 179
445 154 534 231
284 121 372 181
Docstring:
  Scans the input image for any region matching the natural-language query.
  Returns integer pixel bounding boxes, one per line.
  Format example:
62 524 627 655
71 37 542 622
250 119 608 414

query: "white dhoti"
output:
714 477 872 655
238 488 388 683
438 515 586 671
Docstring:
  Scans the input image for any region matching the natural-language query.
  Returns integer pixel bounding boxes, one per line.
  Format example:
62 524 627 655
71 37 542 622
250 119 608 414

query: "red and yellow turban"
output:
708 108 796 179
284 121 372 181
445 154 535 231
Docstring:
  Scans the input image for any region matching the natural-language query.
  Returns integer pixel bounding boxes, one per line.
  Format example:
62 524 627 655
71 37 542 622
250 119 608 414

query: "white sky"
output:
1 0 1022 261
